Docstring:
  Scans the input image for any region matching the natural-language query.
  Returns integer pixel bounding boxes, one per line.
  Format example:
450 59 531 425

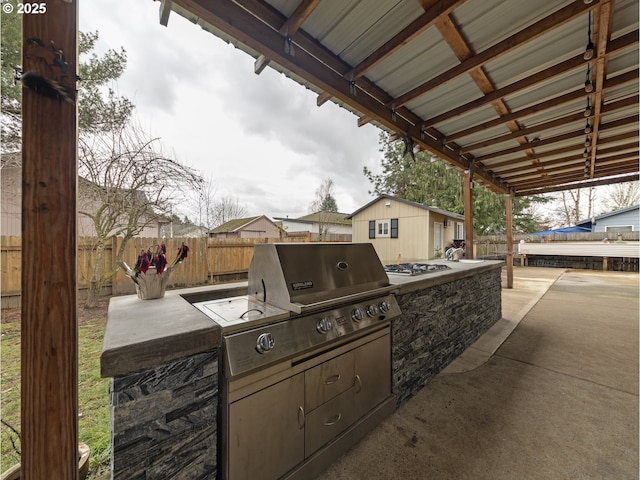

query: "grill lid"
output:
248 243 391 313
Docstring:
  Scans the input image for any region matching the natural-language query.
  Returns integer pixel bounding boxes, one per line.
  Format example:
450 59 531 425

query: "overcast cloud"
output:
80 0 383 220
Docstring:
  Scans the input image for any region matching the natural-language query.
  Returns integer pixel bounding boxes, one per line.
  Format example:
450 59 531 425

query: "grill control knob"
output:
256 333 275 354
317 317 333 333
379 300 391 313
366 304 379 317
351 308 364 322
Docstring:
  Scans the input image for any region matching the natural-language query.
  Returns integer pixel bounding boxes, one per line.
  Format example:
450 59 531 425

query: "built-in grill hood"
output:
248 243 392 314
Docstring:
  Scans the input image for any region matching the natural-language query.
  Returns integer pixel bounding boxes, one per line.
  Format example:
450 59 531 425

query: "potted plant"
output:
118 242 189 300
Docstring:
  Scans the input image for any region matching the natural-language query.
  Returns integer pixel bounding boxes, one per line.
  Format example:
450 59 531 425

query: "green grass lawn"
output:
1 301 111 479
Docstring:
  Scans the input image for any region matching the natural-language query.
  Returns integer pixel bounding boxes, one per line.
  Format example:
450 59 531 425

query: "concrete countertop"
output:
387 259 504 294
101 260 503 378
101 282 247 378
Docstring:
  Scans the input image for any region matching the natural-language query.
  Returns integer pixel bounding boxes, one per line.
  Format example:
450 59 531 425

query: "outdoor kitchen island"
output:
101 252 503 480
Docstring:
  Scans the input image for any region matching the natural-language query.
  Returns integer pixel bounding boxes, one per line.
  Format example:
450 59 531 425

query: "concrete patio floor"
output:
318 266 639 480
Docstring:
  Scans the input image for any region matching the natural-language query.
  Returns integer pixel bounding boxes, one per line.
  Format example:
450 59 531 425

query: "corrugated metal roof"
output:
164 0 639 196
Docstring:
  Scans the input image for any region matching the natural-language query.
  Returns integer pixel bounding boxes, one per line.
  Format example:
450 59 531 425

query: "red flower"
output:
175 242 189 263
132 242 188 277
135 249 151 274
152 243 168 274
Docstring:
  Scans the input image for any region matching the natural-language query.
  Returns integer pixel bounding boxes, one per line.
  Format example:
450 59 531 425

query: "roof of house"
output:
210 216 261 233
347 194 464 221
296 211 352 225
274 211 352 226
575 204 640 226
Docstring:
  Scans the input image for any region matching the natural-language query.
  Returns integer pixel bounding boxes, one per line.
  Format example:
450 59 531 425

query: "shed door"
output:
434 222 443 254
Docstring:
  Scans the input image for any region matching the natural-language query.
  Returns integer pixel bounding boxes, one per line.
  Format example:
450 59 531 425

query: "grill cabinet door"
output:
228 373 305 480
354 334 391 414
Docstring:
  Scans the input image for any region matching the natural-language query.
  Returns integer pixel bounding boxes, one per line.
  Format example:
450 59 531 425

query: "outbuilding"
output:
348 194 464 264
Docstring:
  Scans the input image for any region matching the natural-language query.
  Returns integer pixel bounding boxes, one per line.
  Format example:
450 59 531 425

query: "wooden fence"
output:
1 235 350 308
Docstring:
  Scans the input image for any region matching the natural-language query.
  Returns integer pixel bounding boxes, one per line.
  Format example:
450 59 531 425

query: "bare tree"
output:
553 187 596 226
309 178 339 240
212 195 248 228
601 181 639 212
189 173 217 234
309 178 338 213
78 119 201 307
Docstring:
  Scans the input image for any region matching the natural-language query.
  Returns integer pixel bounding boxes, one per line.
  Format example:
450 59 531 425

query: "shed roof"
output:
347 194 464 220
159 0 638 197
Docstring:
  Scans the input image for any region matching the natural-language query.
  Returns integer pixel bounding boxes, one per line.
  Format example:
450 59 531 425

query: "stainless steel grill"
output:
192 243 402 480
194 243 401 377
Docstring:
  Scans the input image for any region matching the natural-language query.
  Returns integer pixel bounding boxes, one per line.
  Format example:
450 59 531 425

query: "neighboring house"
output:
209 215 281 239
575 204 639 233
348 194 464 264
274 211 352 238
1 162 20 237
1 165 161 237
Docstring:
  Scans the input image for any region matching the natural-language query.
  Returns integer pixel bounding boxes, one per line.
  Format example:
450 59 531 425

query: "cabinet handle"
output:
324 374 341 385
324 413 342 426
298 406 305 429
355 374 362 393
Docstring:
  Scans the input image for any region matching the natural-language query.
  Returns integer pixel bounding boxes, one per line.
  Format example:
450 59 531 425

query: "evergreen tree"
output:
365 132 548 234
1 13 133 152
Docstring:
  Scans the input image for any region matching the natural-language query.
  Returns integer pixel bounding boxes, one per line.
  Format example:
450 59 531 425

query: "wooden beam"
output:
346 0 465 80
391 0 598 108
505 195 513 289
316 91 332 106
463 170 474 259
503 152 638 182
21 3 78 479
254 54 270 74
449 64 639 144
509 161 640 189
470 115 638 161
253 0 321 74
494 144 639 177
515 173 640 196
461 93 637 153
485 131 639 172
279 0 321 36
357 115 373 127
159 0 173 26
434 11 537 183
587 0 613 178
427 29 637 133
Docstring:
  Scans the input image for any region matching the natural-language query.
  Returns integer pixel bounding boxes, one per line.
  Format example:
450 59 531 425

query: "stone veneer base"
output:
392 267 502 406
109 350 218 479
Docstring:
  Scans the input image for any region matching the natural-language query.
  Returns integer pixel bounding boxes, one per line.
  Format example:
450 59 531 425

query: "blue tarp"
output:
531 226 591 234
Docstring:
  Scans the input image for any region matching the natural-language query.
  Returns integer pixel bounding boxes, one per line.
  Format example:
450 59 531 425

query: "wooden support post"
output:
21 3 78 479
463 170 474 259
505 194 514 289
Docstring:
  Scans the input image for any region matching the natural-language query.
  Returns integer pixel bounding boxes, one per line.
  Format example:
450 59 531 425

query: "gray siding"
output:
594 208 639 232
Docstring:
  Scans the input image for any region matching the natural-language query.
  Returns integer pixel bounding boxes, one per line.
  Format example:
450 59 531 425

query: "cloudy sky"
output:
80 1 384 220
